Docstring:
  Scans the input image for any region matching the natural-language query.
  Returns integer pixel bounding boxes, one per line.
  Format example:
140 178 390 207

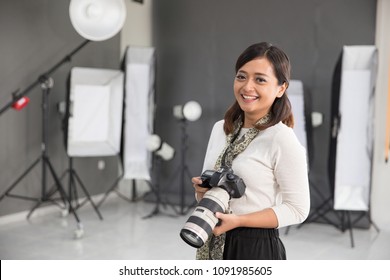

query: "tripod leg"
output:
0 157 41 201
346 211 354 248
45 158 83 234
143 180 161 219
181 165 197 215
371 219 380 233
72 170 103 220
96 173 123 208
69 170 80 208
27 200 44 219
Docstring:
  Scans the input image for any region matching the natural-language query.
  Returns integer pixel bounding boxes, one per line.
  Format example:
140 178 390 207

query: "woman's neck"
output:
243 112 271 128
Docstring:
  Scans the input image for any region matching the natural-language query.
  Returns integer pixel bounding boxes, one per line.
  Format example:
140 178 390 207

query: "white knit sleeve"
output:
270 127 311 228
201 120 225 172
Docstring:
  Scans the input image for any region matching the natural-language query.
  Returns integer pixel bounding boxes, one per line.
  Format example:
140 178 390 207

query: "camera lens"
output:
179 188 229 248
180 229 204 248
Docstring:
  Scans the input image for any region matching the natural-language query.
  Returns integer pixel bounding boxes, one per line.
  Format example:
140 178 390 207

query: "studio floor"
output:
0 192 389 260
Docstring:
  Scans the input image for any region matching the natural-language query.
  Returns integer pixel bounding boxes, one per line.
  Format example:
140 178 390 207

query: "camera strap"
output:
216 112 271 169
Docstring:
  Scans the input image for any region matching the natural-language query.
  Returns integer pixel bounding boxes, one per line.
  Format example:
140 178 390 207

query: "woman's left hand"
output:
212 212 241 236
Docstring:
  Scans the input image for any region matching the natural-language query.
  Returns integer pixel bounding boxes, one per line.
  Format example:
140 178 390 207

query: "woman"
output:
192 42 310 260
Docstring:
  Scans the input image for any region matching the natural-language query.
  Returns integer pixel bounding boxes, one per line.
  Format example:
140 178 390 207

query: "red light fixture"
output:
12 96 30 111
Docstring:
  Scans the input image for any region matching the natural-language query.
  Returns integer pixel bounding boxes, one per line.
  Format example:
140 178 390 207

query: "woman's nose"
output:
243 78 255 91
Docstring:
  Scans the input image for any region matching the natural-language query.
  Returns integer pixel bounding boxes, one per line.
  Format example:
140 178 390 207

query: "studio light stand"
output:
58 156 104 220
167 101 202 215
95 165 125 208
176 119 197 215
143 134 176 219
0 40 91 238
56 98 104 221
143 155 175 219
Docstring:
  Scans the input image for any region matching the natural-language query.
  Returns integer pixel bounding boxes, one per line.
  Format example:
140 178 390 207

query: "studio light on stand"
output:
143 134 176 219
60 66 124 224
171 100 202 215
0 0 126 239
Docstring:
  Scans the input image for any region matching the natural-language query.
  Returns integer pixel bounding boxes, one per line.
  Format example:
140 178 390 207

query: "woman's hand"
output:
212 212 241 236
191 176 209 201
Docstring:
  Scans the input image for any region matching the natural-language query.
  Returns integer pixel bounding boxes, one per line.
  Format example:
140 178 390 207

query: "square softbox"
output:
67 67 124 157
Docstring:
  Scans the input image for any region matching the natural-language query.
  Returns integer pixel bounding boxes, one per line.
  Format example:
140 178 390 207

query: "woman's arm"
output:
212 208 278 236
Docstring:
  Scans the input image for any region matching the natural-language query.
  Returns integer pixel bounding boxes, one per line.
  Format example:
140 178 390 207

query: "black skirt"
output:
223 227 286 260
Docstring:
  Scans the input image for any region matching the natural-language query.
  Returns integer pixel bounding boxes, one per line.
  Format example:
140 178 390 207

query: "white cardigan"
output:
201 120 310 228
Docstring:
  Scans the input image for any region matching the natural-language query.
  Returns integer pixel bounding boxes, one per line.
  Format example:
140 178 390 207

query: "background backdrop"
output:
151 0 377 217
0 0 380 227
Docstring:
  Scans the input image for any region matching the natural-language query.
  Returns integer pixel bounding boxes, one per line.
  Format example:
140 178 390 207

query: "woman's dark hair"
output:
224 42 294 134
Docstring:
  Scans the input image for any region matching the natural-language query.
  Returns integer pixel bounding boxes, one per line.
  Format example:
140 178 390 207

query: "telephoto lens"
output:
180 187 230 248
180 168 246 248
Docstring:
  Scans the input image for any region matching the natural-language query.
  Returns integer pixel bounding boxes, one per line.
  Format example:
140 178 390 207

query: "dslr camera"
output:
179 167 246 248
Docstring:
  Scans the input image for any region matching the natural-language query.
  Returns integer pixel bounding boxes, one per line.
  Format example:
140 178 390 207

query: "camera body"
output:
179 167 246 248
199 167 246 198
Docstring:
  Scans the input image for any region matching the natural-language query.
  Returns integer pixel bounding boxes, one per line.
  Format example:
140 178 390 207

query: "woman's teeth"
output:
242 94 258 100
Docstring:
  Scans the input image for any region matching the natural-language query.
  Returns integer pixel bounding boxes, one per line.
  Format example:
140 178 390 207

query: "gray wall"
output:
152 0 377 211
0 0 121 216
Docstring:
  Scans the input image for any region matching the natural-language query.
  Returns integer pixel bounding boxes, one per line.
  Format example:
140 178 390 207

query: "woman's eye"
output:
256 77 266 83
235 74 246 80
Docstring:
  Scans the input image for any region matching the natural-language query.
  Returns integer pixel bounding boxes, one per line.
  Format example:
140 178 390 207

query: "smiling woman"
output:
190 42 310 260
233 58 287 127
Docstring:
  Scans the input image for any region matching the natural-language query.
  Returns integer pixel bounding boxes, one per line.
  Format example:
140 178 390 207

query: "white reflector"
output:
67 67 124 157
69 0 127 41
123 46 155 180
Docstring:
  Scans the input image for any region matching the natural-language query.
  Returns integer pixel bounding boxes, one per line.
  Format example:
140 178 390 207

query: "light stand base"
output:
58 157 103 220
143 157 178 219
96 162 125 208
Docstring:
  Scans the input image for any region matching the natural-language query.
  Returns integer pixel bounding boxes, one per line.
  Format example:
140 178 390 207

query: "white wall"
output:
120 0 153 57
372 0 390 230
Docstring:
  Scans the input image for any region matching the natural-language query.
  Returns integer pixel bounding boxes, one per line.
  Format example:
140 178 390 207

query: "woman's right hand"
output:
192 176 209 201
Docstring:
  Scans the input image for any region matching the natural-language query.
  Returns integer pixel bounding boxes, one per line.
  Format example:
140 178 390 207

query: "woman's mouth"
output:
241 94 259 101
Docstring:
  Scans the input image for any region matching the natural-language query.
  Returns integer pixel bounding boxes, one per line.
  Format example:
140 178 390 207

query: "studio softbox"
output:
288 80 314 167
289 81 308 149
122 46 156 180
329 46 377 211
67 67 124 157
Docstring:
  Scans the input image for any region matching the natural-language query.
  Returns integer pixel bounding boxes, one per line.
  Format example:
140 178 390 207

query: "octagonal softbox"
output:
67 67 124 157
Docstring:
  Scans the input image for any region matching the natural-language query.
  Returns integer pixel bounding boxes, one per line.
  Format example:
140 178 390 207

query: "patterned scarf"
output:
196 113 271 260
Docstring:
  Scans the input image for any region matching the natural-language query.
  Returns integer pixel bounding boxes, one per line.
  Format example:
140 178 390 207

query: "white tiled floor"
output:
0 194 389 260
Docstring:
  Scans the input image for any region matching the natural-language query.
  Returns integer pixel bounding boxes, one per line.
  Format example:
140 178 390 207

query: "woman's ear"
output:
277 82 288 98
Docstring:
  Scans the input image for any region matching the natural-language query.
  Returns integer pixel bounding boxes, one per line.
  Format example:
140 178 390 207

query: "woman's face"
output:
234 57 287 126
